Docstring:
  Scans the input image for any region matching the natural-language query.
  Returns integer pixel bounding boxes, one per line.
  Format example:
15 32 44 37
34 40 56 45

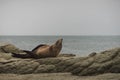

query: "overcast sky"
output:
0 0 120 35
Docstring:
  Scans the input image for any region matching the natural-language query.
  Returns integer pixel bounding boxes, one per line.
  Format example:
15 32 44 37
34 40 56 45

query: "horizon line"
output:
0 34 120 36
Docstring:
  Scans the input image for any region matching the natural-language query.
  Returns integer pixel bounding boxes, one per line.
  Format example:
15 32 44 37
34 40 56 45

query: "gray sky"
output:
0 0 120 35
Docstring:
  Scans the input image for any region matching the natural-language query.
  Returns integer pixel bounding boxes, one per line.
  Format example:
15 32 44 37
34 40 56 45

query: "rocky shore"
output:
0 43 120 80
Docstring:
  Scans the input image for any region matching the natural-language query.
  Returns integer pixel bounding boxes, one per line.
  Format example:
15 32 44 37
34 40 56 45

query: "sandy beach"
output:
0 73 120 80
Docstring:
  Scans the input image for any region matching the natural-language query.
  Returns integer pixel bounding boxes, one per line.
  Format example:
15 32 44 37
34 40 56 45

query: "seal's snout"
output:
55 38 63 46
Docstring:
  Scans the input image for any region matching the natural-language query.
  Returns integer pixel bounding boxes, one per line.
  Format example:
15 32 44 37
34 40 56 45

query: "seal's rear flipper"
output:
22 50 33 54
12 53 32 58
22 50 36 57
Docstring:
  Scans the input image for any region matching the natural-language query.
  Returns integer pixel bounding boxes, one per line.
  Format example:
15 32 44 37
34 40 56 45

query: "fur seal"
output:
12 38 63 59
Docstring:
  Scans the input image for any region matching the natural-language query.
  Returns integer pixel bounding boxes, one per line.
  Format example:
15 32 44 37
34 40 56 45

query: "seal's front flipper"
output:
12 53 31 58
31 44 47 52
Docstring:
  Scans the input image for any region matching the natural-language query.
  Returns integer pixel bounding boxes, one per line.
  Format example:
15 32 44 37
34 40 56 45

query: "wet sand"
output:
0 73 120 80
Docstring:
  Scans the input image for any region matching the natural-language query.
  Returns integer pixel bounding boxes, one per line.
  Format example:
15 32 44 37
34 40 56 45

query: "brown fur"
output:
12 38 63 58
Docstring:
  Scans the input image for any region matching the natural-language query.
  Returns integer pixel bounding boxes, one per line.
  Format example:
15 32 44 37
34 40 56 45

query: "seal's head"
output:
50 38 63 56
55 38 63 47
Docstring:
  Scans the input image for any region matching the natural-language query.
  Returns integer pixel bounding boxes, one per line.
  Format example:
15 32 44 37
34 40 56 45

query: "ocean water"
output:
0 36 120 56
